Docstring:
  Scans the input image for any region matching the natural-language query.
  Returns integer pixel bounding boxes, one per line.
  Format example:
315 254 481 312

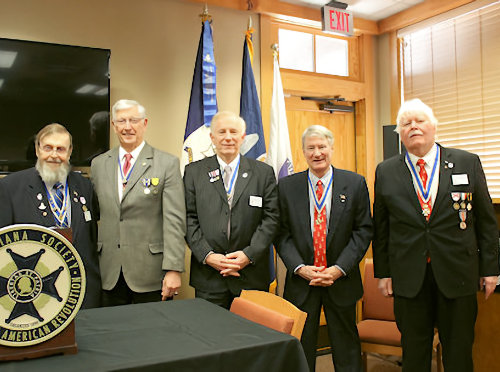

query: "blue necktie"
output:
53 182 65 210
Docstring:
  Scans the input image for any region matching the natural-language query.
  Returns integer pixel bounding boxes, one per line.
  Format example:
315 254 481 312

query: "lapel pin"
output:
38 203 46 210
340 194 346 203
142 162 146 166
448 162 454 168
80 196 86 205
208 169 220 183
242 172 248 178
37 193 43 200
73 191 78 196
42 211 48 217
73 197 79 203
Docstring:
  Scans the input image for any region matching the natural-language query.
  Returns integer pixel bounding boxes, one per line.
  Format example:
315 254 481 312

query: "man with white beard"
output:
0 123 102 308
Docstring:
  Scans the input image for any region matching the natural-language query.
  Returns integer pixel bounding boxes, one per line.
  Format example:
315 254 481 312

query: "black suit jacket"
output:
276 168 373 307
373 145 499 299
0 168 102 308
184 155 279 294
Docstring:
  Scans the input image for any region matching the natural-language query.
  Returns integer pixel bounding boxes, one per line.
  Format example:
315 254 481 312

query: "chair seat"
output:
357 319 401 346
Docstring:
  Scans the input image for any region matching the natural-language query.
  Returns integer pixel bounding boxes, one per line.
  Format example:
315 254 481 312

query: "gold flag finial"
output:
247 16 253 31
271 44 279 58
200 3 212 23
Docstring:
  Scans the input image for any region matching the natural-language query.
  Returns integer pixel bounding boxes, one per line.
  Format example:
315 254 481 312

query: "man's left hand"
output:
309 266 343 287
162 271 181 300
224 251 250 271
480 276 498 300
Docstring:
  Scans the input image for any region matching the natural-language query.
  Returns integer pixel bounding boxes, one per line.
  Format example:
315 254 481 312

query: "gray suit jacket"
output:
184 155 279 294
91 143 186 292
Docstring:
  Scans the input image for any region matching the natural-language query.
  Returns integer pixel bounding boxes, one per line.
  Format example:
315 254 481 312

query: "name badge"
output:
452 174 469 185
249 195 262 208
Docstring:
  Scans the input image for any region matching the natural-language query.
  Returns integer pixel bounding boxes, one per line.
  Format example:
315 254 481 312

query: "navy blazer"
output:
276 167 373 308
373 145 499 298
0 168 102 308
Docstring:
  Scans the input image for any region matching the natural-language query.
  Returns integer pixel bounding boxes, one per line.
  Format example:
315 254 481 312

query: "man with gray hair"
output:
91 99 186 306
373 98 498 371
275 124 372 371
0 123 102 308
184 111 279 309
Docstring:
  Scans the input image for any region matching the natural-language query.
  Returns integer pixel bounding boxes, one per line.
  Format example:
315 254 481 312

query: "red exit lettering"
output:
329 10 350 33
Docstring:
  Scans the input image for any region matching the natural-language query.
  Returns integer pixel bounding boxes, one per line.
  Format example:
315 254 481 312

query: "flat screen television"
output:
0 38 110 172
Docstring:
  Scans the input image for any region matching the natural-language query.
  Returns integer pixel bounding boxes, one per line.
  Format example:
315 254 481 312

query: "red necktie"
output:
122 153 132 189
416 159 432 221
123 153 132 175
313 180 327 268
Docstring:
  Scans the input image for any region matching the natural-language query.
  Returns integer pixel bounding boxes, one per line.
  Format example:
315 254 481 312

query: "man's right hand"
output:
378 277 393 297
206 253 241 277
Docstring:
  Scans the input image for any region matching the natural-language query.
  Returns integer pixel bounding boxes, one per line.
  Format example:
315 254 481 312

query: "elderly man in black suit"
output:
276 125 372 372
184 111 279 309
373 98 499 372
0 123 102 308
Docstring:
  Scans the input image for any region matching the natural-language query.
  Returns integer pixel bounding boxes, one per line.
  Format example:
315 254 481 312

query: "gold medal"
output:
460 201 466 209
151 178 159 186
467 203 472 211
453 202 460 210
460 221 467 230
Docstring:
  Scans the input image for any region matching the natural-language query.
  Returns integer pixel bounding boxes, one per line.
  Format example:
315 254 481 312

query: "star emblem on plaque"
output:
0 225 86 347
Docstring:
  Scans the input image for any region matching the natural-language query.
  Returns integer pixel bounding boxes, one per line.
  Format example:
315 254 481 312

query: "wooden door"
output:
285 97 356 173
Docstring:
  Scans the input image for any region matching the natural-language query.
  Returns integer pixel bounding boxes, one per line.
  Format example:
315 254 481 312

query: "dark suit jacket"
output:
184 155 279 294
0 168 102 308
373 145 499 299
276 168 373 308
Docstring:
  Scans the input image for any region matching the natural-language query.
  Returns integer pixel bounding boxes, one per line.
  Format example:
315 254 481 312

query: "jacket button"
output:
117 244 120 248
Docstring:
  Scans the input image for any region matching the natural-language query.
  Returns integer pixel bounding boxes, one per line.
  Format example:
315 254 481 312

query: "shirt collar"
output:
308 166 333 187
407 143 437 167
217 154 240 171
119 141 145 162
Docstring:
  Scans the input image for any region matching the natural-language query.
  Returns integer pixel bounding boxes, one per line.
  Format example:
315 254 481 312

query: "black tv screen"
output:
0 38 110 172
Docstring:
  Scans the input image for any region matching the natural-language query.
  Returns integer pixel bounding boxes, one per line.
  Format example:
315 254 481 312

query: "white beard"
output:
36 159 71 185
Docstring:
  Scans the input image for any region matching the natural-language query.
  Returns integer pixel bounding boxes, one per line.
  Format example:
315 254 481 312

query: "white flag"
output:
266 55 294 180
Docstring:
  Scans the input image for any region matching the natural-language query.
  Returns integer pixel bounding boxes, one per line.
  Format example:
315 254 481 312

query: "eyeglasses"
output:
114 117 144 126
401 118 428 128
40 145 69 155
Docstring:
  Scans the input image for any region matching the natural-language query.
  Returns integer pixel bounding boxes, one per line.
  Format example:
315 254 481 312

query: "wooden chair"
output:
233 289 307 339
357 259 442 372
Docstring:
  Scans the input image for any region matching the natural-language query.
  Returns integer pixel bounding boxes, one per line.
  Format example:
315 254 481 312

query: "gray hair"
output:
112 99 146 120
210 111 246 134
395 98 438 133
35 123 73 150
301 125 334 149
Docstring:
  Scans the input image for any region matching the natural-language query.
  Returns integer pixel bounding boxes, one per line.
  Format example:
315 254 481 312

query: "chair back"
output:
239 290 307 339
230 297 294 335
362 259 395 321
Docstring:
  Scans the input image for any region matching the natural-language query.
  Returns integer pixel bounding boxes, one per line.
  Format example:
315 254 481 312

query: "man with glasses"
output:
0 123 102 309
373 98 499 372
91 99 186 306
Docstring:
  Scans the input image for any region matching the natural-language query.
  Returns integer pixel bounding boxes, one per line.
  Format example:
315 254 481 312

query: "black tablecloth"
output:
2 298 308 372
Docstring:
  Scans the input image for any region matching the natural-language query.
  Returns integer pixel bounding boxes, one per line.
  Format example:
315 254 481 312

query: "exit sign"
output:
321 5 354 36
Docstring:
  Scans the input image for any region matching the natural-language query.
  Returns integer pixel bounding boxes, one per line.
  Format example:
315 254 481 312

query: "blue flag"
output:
182 20 218 170
240 29 266 161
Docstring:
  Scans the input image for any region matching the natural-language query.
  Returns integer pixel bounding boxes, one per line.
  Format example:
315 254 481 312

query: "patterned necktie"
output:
417 159 432 220
53 182 64 210
53 182 68 227
313 180 327 268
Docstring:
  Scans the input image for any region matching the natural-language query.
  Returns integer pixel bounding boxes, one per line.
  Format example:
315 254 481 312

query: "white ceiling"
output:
281 0 425 21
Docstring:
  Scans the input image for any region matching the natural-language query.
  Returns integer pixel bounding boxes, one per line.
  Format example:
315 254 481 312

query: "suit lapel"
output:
68 173 82 243
326 168 346 247
25 169 50 225
396 154 424 219
122 144 153 201
232 156 251 207
430 145 451 221
296 172 313 250
105 147 120 207
205 156 228 204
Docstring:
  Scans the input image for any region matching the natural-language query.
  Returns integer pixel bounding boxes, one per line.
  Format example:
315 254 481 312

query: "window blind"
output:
401 1 500 199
